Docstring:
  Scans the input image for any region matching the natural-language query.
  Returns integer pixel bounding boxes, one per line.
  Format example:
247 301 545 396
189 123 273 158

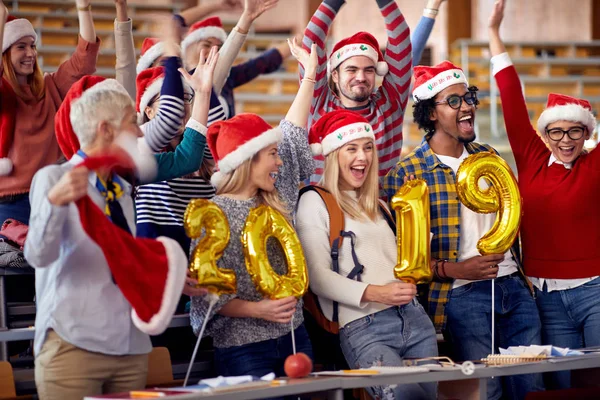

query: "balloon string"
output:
291 314 296 355
491 279 495 356
184 293 218 387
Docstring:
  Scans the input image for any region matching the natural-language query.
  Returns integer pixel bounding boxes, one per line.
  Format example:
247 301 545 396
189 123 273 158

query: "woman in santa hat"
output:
189 42 317 379
295 109 438 400
490 0 600 389
0 1 99 226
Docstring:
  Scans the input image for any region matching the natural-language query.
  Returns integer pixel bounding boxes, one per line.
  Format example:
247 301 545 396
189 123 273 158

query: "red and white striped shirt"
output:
300 0 413 184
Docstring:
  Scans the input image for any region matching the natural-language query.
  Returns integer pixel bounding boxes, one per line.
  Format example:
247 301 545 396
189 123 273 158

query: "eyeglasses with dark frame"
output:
434 92 478 110
545 126 586 141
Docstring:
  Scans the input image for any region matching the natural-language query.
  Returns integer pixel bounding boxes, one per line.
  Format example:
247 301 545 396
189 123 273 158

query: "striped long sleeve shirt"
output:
300 0 412 183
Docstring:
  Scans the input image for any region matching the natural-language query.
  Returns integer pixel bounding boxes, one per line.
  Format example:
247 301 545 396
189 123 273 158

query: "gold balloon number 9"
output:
184 199 237 296
242 205 309 299
391 179 432 284
455 152 522 255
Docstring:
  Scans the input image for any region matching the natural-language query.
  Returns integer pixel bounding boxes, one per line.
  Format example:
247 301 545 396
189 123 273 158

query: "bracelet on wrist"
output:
424 8 438 16
302 77 316 84
77 4 92 12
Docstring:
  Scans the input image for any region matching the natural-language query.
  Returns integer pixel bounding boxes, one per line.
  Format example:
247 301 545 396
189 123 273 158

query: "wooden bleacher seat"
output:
146 347 176 388
0 361 16 399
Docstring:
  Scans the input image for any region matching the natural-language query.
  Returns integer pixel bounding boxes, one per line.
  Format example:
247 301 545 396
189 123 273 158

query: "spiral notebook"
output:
481 354 548 365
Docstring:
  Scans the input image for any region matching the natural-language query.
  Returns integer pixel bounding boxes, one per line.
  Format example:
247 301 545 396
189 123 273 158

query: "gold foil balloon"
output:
455 152 522 255
184 199 236 295
391 179 433 284
242 205 309 299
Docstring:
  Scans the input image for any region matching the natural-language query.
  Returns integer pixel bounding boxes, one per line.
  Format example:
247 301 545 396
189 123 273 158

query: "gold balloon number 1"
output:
391 179 432 284
455 152 522 255
184 201 309 299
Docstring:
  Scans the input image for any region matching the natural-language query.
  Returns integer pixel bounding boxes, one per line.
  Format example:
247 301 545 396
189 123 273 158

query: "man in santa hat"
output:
383 61 544 399
300 0 446 184
24 78 188 399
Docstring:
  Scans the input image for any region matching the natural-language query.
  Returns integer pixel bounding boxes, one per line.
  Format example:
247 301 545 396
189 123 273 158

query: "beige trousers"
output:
35 331 149 400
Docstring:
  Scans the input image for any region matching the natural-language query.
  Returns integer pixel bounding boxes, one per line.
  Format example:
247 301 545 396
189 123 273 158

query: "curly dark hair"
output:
412 85 480 139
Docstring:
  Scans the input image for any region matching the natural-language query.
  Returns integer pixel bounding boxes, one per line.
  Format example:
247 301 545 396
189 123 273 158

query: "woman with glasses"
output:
490 0 600 390
384 60 543 400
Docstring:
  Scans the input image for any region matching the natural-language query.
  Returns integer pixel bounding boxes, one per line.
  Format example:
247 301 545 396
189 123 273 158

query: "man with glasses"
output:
384 61 543 400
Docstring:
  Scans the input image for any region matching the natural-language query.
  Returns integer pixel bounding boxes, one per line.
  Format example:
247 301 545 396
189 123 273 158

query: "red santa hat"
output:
54 76 187 335
329 31 388 76
136 67 193 125
181 16 227 55
2 15 37 54
537 93 597 135
136 37 164 74
207 113 282 188
308 110 375 156
412 61 469 101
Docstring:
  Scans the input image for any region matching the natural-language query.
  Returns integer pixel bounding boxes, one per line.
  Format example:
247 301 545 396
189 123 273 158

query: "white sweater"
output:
296 190 398 328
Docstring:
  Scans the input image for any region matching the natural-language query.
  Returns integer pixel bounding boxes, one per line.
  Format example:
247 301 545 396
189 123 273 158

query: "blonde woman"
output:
296 110 438 400
189 42 316 380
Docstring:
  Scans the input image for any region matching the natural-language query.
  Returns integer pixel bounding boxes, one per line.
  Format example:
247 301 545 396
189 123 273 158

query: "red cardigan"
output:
495 61 600 279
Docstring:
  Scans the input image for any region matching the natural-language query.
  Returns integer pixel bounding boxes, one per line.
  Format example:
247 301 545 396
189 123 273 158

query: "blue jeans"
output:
214 323 313 397
339 300 438 400
444 274 544 400
535 276 600 389
0 194 30 225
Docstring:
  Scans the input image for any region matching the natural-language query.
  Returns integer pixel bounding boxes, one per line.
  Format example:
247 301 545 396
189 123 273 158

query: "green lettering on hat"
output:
365 125 371 132
360 45 368 51
428 84 433 90
337 52 341 59
453 72 460 79
337 133 343 140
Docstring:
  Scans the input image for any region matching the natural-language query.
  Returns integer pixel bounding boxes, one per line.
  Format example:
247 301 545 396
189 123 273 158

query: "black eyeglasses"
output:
545 126 586 141
434 92 478 110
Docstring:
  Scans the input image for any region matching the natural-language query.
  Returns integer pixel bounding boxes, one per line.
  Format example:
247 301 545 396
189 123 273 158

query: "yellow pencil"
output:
129 391 166 398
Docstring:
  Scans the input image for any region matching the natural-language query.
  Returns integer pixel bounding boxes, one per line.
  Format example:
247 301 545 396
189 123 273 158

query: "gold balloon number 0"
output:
455 152 522 255
391 179 432 284
185 201 309 299
242 205 309 299
184 199 237 296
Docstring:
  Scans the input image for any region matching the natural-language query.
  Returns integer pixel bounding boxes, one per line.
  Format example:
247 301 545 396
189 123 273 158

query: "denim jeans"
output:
339 300 438 400
535 276 600 389
214 324 313 399
444 274 544 400
0 194 31 225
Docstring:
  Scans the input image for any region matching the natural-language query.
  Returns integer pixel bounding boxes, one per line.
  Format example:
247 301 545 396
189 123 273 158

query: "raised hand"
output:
288 38 317 79
243 0 279 21
114 0 128 22
47 167 89 206
488 0 506 31
179 46 220 93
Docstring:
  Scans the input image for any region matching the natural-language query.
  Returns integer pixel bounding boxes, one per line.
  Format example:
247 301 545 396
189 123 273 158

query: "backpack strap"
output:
300 185 345 248
378 200 396 233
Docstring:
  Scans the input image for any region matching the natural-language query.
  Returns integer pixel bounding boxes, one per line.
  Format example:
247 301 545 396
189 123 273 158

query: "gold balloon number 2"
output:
455 152 522 255
184 200 309 299
184 199 237 296
391 179 432 284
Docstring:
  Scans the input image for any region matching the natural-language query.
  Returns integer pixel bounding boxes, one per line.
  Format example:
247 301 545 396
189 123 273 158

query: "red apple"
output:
284 352 313 378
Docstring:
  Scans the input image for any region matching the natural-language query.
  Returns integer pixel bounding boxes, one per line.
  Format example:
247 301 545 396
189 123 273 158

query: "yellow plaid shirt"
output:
383 139 499 331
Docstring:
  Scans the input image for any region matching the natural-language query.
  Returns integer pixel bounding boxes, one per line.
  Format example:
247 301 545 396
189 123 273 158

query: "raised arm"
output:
489 0 546 168
378 0 412 107
300 0 345 106
212 0 279 94
180 46 220 128
412 0 445 66
140 18 186 153
76 0 96 43
114 0 136 100
51 1 100 97
179 0 240 26
228 47 283 89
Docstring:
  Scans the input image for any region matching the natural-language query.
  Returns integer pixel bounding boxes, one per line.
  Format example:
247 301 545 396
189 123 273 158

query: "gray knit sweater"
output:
190 120 314 348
